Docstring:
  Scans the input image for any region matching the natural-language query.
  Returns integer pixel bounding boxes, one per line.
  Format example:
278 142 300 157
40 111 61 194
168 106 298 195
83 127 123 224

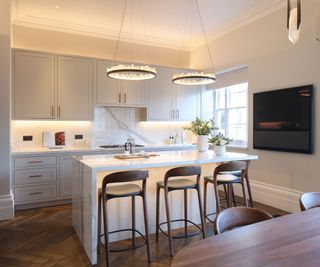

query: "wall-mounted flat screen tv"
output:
253 85 314 154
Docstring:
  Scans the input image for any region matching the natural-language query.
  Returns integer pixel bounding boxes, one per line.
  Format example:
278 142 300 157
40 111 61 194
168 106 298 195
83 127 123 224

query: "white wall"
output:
191 0 320 194
0 0 14 220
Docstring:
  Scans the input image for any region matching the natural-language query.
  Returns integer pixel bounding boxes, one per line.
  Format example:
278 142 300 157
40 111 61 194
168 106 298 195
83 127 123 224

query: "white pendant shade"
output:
288 7 301 44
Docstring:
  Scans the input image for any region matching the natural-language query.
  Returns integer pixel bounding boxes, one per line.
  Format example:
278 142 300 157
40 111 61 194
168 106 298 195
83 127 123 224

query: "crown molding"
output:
13 15 190 51
192 0 286 49
13 0 285 52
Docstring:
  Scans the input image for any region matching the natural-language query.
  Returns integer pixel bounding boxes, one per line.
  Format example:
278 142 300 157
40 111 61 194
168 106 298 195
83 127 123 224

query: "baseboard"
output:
0 191 14 220
234 180 303 213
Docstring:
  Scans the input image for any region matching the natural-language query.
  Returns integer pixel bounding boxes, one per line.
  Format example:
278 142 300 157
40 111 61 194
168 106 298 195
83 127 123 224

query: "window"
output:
214 82 248 147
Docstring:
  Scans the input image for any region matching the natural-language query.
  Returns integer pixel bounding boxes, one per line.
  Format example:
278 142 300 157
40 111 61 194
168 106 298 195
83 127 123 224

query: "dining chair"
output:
299 192 320 211
214 206 273 234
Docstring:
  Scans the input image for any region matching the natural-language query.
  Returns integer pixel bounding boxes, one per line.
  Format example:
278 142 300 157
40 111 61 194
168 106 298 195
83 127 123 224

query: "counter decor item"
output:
184 117 217 152
209 133 232 155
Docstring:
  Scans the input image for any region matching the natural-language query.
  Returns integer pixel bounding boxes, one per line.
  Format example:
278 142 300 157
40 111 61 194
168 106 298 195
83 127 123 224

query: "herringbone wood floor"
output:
0 202 287 267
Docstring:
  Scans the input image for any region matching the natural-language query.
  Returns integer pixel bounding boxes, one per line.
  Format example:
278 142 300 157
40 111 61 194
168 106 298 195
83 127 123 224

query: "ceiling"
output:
13 0 285 50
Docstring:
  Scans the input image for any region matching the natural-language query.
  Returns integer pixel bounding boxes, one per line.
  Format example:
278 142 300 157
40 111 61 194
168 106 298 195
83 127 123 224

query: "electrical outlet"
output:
75 134 83 140
23 135 33 141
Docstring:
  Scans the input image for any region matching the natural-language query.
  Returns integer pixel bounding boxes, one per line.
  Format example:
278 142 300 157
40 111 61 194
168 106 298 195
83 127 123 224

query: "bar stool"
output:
97 170 151 267
155 166 206 257
204 161 253 223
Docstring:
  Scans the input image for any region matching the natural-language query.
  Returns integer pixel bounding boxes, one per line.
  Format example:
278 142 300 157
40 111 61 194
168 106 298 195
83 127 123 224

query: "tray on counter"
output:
114 153 160 159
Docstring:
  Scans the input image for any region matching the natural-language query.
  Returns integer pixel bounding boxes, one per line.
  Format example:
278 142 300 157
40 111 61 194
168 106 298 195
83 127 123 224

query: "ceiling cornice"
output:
13 0 286 51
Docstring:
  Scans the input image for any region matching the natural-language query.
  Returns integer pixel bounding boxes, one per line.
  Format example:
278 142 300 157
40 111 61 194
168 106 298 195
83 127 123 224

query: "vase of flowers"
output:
209 133 232 155
184 117 218 152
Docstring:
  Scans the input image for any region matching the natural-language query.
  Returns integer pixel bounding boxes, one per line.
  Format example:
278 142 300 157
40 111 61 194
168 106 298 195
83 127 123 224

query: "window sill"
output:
227 145 248 150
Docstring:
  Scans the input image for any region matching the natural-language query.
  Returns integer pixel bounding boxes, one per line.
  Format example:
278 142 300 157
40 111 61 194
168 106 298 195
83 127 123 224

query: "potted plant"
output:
184 117 218 152
209 133 233 155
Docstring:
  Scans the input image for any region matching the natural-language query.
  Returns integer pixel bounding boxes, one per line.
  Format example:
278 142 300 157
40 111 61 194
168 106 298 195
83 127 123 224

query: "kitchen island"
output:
72 150 258 265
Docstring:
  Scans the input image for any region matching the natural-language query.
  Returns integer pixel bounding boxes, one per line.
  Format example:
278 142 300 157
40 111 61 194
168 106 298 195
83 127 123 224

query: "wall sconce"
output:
287 0 302 44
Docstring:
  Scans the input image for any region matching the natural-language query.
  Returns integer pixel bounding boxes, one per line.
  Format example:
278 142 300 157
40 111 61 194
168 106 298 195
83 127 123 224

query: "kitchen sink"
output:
99 144 145 149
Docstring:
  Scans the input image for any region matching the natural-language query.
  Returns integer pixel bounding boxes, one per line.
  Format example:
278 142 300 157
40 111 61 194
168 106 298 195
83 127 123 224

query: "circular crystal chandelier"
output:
107 64 156 80
106 0 156 81
172 72 216 85
172 0 216 86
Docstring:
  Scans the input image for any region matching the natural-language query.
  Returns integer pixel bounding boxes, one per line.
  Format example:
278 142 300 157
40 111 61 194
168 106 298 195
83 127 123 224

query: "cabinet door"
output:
96 60 121 106
59 155 74 199
57 56 93 120
13 50 55 119
147 67 174 120
121 80 146 107
175 84 201 121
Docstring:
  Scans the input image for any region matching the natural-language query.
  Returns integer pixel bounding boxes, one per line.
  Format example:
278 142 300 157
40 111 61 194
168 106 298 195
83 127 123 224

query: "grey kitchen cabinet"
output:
147 66 201 121
57 56 93 120
95 59 147 107
13 50 55 119
13 50 93 120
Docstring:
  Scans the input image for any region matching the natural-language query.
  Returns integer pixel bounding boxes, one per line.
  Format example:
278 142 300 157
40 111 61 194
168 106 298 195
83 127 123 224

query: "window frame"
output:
213 82 248 148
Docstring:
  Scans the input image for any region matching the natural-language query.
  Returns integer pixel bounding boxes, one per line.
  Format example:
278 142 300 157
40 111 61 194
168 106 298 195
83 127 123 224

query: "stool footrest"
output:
99 228 146 253
158 219 202 239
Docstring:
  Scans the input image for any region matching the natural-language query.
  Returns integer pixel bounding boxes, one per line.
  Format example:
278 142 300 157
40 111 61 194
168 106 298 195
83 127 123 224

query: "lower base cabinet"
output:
12 152 104 208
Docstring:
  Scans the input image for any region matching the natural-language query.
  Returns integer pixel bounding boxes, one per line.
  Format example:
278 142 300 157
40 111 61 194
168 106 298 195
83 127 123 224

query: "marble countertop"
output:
75 150 258 172
11 143 196 155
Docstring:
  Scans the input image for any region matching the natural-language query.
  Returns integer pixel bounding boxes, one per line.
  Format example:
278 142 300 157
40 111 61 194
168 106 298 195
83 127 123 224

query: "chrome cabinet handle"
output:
124 93 127 103
172 109 175 118
118 93 121 103
177 109 179 118
28 175 43 178
58 106 61 117
28 160 43 164
51 106 54 117
29 192 42 195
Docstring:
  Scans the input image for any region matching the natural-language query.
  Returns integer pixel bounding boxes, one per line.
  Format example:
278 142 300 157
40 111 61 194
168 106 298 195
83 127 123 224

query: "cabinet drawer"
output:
14 184 57 204
14 156 57 168
14 168 57 185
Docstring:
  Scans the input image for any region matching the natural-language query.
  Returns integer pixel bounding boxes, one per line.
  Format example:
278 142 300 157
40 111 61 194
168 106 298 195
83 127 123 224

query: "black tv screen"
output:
253 85 314 154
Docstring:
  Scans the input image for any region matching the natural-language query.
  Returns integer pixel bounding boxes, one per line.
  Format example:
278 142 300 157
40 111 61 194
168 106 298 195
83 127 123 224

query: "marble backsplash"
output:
12 107 193 149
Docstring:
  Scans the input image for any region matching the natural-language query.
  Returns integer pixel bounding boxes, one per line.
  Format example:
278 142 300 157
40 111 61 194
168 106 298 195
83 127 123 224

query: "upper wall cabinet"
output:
57 56 93 120
95 60 146 107
13 50 93 120
13 50 55 119
147 67 201 121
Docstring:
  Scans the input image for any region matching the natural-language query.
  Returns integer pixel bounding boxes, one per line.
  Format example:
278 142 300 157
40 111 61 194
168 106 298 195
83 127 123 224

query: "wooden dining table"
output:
172 208 320 267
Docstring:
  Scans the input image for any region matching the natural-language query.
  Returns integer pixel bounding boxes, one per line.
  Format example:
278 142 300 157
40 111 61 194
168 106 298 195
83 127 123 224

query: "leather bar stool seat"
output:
157 178 195 190
204 174 241 183
101 184 142 197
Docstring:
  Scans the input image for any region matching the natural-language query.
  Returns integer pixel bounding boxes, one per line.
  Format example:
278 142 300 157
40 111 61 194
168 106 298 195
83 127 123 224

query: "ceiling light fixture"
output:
287 0 302 44
172 0 216 86
106 0 156 81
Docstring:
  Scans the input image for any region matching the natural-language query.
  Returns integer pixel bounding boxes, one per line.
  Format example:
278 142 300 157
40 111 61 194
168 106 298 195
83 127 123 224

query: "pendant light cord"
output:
113 0 128 61
195 0 216 74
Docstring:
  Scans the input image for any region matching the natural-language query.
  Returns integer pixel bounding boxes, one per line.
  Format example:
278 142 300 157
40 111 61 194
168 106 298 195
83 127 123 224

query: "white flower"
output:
220 139 226 146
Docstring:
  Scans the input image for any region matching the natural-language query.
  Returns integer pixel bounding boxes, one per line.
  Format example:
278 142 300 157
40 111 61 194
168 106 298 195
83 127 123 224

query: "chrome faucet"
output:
124 136 135 154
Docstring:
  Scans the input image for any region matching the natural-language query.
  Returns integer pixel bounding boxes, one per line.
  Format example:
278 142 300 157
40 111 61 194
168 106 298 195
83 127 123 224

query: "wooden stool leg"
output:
231 184 237 207
97 193 101 256
142 193 151 262
196 186 206 239
203 180 208 220
245 176 254 207
102 196 110 267
227 184 232 207
223 184 230 207
184 189 188 236
155 185 160 242
132 195 136 247
241 180 248 207
164 188 174 257
214 180 221 214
